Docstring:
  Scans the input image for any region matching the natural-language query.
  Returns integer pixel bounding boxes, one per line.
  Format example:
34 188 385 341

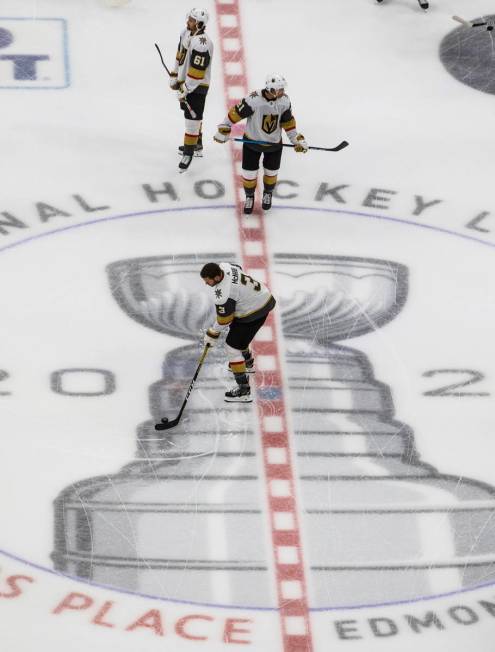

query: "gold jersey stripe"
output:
217 314 234 325
187 67 206 80
281 118 296 131
228 107 242 123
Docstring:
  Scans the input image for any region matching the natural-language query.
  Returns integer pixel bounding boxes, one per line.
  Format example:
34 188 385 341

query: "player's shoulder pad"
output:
212 279 231 305
190 33 211 52
245 90 263 107
280 94 291 109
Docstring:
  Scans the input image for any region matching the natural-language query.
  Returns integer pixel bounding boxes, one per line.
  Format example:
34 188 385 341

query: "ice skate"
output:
243 195 254 215
178 153 193 173
224 385 252 402
262 191 273 211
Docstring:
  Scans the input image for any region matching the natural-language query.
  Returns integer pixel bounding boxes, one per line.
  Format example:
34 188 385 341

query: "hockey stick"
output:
452 15 493 30
154 42 173 76
232 137 349 152
452 15 471 26
154 43 198 119
154 344 210 431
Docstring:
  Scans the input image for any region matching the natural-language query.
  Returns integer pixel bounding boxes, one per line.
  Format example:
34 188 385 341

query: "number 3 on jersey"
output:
241 273 261 291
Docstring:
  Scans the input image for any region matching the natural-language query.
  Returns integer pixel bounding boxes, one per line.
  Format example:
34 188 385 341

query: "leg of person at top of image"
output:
375 0 429 8
261 147 283 211
241 144 262 214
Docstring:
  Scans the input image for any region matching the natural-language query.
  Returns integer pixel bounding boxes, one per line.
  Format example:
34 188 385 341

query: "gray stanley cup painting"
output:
5 2 495 651
52 253 495 608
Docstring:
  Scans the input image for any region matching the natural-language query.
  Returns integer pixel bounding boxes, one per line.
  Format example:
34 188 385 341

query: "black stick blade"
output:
154 417 180 431
333 140 349 151
308 140 350 153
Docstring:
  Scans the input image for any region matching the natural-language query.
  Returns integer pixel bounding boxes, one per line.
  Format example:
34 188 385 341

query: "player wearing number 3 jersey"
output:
200 262 276 402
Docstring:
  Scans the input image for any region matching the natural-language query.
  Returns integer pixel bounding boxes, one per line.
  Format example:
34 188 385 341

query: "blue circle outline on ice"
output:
1 203 495 612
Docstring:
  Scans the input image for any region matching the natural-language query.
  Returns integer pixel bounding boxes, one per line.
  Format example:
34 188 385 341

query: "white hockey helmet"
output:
265 74 287 94
187 8 209 26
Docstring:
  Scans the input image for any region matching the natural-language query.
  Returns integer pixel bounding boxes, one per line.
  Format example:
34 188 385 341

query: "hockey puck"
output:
161 417 169 423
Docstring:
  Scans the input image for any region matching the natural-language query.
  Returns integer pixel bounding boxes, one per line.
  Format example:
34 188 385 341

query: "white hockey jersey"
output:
174 27 213 94
224 90 298 148
209 262 275 329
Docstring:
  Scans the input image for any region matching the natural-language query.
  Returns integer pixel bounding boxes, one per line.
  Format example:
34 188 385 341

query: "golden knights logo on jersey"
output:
262 114 279 135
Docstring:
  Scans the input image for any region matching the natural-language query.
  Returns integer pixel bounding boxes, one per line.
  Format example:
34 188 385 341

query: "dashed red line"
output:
215 2 314 650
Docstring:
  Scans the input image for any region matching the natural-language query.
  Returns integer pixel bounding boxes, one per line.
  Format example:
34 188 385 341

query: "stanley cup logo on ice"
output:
52 253 495 607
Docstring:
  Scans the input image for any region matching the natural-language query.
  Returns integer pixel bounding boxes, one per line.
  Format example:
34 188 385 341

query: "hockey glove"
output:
213 123 231 144
294 133 309 153
204 328 221 347
169 72 180 90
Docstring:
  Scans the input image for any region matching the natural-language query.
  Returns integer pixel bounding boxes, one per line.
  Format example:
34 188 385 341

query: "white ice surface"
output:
1 0 495 650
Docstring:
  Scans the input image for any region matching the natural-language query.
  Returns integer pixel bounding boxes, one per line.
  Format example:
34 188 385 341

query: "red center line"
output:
214 2 314 650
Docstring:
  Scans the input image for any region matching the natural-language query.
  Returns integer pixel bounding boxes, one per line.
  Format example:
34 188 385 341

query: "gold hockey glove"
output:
169 72 180 91
214 123 231 144
204 328 221 347
294 133 309 153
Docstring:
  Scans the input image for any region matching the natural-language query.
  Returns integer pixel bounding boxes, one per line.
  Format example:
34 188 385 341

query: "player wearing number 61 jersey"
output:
169 8 214 172
200 262 276 402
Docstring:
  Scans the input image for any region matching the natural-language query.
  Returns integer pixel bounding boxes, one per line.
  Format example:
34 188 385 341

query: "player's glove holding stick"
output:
169 71 180 90
292 133 309 153
214 123 231 144
203 328 221 347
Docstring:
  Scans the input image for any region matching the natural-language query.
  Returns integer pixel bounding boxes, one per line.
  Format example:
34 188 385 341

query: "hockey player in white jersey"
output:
200 262 276 402
213 74 308 214
169 8 214 172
